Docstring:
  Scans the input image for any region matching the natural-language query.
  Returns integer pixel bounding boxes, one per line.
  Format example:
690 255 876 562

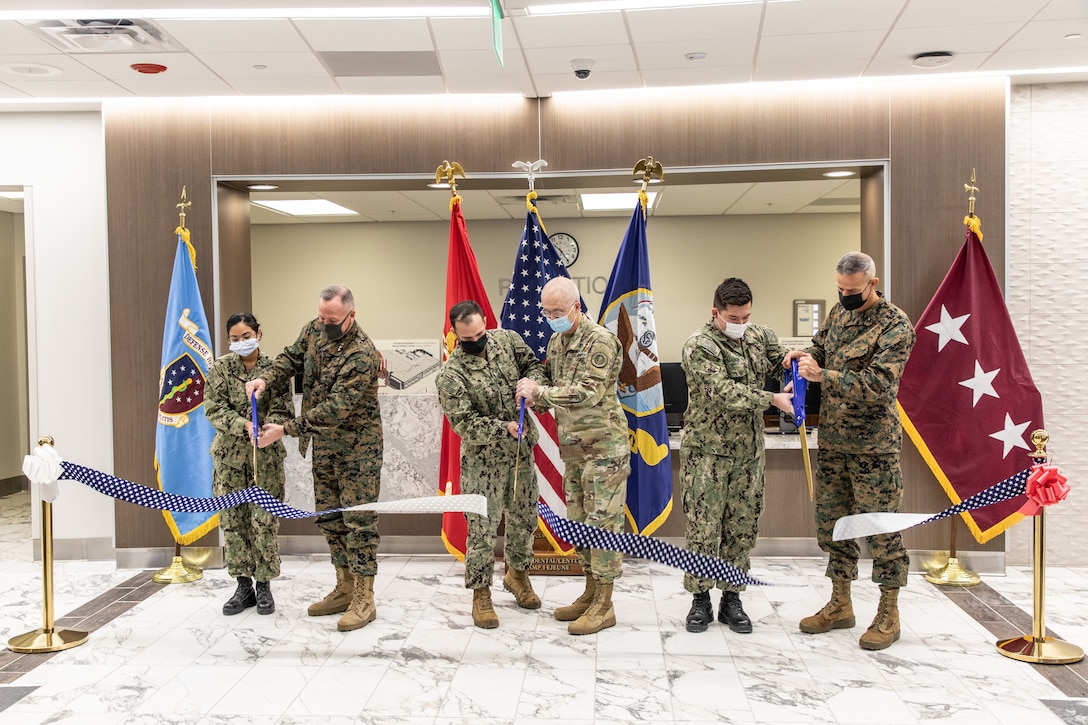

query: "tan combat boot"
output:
472 587 499 629
337 575 376 632
859 586 900 650
568 581 616 635
308 565 354 616
799 579 855 633
503 568 541 609
554 572 596 622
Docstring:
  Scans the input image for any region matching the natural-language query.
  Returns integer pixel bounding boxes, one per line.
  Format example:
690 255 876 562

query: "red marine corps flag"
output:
440 185 497 560
897 216 1044 542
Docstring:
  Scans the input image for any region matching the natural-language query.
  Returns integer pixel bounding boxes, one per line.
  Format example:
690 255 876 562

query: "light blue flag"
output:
598 196 672 535
154 230 218 544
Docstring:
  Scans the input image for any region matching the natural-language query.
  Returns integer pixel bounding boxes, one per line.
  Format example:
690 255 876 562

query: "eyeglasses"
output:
540 302 576 320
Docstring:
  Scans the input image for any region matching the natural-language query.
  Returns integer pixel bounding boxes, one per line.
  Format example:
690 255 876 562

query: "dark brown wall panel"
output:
539 83 891 171
208 97 541 176
106 102 217 548
215 183 252 341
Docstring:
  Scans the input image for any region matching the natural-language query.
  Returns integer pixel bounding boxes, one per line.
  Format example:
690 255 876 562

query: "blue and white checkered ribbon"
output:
832 462 1039 541
537 501 772 587
58 461 487 519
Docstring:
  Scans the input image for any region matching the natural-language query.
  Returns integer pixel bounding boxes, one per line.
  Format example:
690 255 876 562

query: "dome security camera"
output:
571 58 594 80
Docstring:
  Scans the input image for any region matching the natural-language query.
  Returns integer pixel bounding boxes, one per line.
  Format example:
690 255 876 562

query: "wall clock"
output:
549 232 579 267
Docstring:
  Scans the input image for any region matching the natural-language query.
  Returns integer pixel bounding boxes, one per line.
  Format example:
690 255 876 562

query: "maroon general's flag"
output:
439 195 497 561
897 219 1043 542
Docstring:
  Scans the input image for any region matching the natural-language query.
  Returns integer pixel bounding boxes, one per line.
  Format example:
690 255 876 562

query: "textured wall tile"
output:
1025 260 1086 306
1009 84 1031 115
1007 111 1032 165
1030 108 1088 162
1026 161 1088 213
1007 213 1032 257
1029 211 1088 265
1029 81 1088 112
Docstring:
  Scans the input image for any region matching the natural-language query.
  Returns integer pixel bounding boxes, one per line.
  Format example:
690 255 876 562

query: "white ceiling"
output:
0 0 1084 101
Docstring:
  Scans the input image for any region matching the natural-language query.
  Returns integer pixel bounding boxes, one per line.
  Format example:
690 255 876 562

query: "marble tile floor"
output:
2 488 1088 724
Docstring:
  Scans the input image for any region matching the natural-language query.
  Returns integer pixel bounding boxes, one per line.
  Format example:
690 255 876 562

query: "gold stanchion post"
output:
996 430 1084 664
8 436 89 653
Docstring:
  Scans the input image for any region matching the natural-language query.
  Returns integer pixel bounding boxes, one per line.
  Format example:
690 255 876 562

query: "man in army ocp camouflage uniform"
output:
436 300 548 629
516 277 630 635
680 278 793 634
785 252 916 651
249 285 384 633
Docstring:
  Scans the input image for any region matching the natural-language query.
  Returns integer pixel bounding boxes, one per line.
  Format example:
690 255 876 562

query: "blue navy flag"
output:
154 230 218 544
500 199 585 554
598 197 672 535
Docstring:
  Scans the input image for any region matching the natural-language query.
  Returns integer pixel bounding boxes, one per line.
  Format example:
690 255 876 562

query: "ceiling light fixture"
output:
251 199 358 216
684 52 708 61
581 191 658 211
823 170 855 178
1066 33 1083 41
246 184 279 191
0 62 63 77
0 191 25 199
912 51 955 69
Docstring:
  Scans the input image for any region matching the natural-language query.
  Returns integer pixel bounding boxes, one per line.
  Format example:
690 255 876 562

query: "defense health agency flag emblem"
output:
157 353 207 425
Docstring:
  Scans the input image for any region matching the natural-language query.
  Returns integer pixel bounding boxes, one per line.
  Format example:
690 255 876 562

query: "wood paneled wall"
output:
105 75 1008 553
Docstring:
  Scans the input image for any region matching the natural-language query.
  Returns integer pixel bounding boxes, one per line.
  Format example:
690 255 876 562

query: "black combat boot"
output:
223 576 256 616
719 591 753 633
685 591 713 633
255 580 275 615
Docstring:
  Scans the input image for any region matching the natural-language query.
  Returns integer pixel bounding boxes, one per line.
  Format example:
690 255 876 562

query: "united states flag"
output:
500 199 584 554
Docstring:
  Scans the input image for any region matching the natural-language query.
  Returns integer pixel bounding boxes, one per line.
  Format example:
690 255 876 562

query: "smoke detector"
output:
21 18 181 53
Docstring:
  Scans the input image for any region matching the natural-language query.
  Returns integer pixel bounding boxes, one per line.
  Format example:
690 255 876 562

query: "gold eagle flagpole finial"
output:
632 156 664 217
435 161 467 211
963 169 983 241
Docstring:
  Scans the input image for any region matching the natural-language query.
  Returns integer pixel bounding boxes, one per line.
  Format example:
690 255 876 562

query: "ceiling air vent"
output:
22 18 181 53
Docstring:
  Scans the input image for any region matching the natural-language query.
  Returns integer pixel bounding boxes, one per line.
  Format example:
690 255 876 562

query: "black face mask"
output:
460 335 487 355
839 282 871 312
324 322 347 341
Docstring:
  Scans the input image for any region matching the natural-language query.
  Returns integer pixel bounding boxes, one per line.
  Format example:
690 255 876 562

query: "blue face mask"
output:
548 313 574 333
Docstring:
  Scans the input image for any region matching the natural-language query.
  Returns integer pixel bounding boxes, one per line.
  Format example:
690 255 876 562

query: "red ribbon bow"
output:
1017 464 1070 517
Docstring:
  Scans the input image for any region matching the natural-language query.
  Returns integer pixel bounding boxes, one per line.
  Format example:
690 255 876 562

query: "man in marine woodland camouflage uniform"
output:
436 300 548 629
785 251 916 651
680 278 794 634
516 276 630 635
249 285 384 632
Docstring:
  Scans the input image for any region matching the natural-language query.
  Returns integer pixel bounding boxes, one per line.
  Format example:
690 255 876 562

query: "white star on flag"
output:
958 360 1000 407
989 413 1031 459
925 305 971 351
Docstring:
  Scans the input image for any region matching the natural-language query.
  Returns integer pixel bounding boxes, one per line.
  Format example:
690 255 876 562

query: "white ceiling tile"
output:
798 205 860 213
624 5 764 43
895 0 1049 28
1003 19 1088 52
156 19 310 53
431 17 520 52
227 76 343 96
533 70 645 95
636 39 756 70
1035 0 1088 20
757 30 887 64
0 53 109 81
293 18 434 52
443 73 537 95
763 0 905 35
511 13 630 49
522 44 636 75
439 49 528 76
979 46 1088 72
652 183 752 216
0 79 130 97
875 23 1024 57
0 80 32 98
110 76 237 97
73 52 222 81
334 75 447 94
197 52 331 80
754 57 870 82
821 180 861 198
1 21 63 54
642 65 752 87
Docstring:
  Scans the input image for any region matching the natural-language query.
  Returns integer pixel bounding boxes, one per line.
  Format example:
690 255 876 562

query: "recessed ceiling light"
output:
1066 33 1083 41
0 62 63 77
428 182 452 189
823 170 856 178
581 192 658 211
251 199 358 216
912 51 955 69
684 51 708 62
247 184 279 191
0 191 25 199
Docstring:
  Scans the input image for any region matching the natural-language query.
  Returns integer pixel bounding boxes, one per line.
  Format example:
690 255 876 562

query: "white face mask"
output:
723 322 748 340
229 338 260 357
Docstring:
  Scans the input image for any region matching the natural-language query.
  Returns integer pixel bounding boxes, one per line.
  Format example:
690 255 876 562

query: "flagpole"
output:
997 430 1083 664
153 186 205 585
8 437 90 654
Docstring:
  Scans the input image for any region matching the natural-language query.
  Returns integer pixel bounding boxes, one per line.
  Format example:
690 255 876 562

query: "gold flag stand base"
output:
152 555 203 584
8 627 88 654
925 557 981 587
996 635 1084 664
